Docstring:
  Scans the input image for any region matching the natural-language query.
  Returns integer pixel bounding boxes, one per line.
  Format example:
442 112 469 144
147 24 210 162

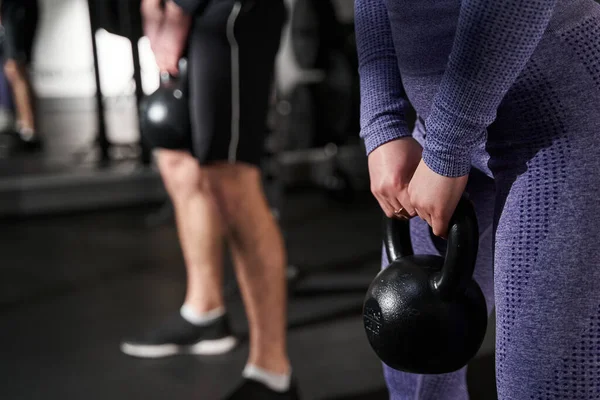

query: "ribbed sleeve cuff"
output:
361 117 412 155
422 76 496 177
422 143 473 177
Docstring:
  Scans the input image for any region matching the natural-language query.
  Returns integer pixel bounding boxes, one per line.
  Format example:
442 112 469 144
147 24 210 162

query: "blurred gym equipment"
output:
269 0 367 203
289 0 340 70
75 0 150 166
0 0 164 218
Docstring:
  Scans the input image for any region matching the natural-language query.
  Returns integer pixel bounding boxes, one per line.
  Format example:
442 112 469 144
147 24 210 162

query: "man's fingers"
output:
165 61 179 76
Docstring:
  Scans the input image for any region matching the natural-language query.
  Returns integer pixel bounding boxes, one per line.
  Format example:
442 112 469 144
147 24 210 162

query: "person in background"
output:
121 1 299 399
0 0 41 149
0 34 15 135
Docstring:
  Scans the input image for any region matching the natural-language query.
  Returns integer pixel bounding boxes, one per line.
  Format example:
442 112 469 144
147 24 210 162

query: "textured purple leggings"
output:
382 19 600 399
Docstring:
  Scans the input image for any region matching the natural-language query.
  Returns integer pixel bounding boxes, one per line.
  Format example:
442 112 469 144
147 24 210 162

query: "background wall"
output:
29 0 354 99
30 0 159 99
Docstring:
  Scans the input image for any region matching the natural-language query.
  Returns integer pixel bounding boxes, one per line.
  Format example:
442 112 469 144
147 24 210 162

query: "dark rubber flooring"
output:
0 190 497 400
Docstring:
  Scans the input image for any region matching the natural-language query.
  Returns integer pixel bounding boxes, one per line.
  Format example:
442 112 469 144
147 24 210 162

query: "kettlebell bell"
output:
363 197 487 374
140 58 191 150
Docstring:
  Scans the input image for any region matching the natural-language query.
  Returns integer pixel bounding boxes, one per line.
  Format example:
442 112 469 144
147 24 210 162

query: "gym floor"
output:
0 97 141 177
0 190 498 400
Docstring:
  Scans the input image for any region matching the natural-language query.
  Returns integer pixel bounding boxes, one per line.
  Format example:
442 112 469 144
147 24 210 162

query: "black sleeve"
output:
172 0 210 15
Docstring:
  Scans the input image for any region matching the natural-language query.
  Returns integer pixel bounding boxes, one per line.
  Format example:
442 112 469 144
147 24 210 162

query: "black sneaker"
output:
223 379 300 400
16 136 43 152
6 129 43 152
120 313 237 358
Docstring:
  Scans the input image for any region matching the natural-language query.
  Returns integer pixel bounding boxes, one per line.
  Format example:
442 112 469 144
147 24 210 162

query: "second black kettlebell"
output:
363 197 487 374
140 58 191 150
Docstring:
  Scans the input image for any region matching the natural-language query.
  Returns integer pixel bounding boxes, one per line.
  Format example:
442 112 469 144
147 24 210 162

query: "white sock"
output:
180 304 226 326
242 364 292 393
18 126 35 141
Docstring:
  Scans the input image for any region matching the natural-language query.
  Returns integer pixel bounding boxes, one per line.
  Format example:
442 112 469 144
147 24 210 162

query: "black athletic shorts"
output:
1 0 39 64
185 0 286 167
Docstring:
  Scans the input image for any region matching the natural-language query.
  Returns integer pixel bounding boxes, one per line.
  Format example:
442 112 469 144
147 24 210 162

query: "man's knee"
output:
157 150 209 198
4 60 24 83
208 163 262 223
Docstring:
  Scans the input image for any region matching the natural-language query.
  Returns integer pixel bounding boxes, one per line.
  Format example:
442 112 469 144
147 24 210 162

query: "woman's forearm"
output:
423 0 558 177
356 0 412 155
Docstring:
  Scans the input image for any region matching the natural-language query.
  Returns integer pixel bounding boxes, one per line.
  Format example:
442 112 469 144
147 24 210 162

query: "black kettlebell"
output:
363 197 487 374
140 58 191 150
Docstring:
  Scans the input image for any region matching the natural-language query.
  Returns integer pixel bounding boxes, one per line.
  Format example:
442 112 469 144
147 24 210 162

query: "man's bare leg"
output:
209 163 289 374
120 150 237 358
157 150 225 313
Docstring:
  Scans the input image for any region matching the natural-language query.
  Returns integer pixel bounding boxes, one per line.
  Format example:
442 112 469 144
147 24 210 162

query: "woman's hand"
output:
408 159 468 238
368 137 422 219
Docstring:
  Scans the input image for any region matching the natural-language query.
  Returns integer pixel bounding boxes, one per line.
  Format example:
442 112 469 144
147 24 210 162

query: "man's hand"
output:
152 1 192 75
140 0 164 50
368 138 422 219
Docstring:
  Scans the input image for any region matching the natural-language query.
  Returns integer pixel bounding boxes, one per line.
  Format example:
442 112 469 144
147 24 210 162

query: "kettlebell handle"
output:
383 218 413 262
383 196 479 299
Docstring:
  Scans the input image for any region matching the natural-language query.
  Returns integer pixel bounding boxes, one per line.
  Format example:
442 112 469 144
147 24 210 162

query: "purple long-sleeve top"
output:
356 0 558 177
